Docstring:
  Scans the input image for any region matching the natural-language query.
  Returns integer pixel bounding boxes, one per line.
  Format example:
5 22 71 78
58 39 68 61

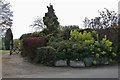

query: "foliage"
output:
69 30 117 65
43 4 59 34
4 28 13 50
22 37 47 61
47 30 117 66
20 33 32 40
13 39 21 53
62 25 79 40
20 40 27 57
0 0 13 36
56 40 74 66
20 31 47 40
34 46 56 66
0 37 5 50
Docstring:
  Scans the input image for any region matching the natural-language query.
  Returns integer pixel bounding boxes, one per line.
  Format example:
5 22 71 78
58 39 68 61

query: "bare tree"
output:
0 0 13 36
83 8 118 29
83 17 90 28
98 8 118 28
30 16 46 32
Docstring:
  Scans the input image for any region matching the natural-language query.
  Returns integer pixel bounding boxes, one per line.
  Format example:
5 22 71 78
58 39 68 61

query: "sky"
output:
8 0 119 39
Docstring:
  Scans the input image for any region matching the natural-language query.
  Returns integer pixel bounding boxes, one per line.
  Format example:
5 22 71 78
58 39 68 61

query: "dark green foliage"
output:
20 40 27 57
62 25 79 40
4 28 13 50
20 31 47 40
0 37 5 50
56 41 73 66
13 39 21 53
20 33 32 40
43 4 59 34
34 46 56 66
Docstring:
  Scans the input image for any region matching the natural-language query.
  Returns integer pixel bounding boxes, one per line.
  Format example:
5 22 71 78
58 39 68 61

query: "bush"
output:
56 40 73 66
20 31 46 40
13 39 21 53
69 30 117 65
0 37 5 50
48 30 117 66
20 40 27 57
34 46 56 66
22 37 47 61
62 25 79 40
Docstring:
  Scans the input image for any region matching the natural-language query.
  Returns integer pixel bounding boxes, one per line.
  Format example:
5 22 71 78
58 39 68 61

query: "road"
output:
2 53 119 78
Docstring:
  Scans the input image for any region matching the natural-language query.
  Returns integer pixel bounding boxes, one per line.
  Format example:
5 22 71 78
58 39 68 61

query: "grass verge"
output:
0 50 10 53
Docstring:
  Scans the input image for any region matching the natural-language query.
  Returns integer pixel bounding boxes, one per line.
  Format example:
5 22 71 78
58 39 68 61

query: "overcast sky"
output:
8 0 119 39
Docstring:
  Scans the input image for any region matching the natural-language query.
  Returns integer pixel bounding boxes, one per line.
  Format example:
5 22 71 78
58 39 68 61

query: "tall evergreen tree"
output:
4 28 13 50
43 4 59 34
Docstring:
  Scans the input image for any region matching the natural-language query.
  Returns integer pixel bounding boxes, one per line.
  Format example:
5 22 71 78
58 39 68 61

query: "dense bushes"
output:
22 37 47 61
34 46 56 66
20 31 48 40
20 29 118 66
62 25 79 40
47 30 117 66
13 39 21 53
69 30 117 65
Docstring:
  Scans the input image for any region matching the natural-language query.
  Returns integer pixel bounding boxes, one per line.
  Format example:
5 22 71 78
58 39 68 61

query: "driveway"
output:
2 53 119 78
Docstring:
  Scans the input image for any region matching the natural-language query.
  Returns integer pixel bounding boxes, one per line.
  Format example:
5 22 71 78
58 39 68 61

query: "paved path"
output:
2 53 119 78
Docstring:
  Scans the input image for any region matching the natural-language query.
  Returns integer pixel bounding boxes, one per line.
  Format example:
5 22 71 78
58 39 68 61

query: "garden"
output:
1 2 120 68
17 4 120 67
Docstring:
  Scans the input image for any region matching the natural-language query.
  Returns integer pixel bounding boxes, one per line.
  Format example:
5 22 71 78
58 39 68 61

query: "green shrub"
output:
33 29 117 67
20 40 27 57
13 39 21 53
69 30 117 65
20 31 46 40
34 46 57 66
62 25 79 40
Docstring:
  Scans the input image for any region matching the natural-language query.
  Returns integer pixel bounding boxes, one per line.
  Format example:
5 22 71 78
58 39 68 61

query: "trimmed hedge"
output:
34 46 56 66
22 37 47 61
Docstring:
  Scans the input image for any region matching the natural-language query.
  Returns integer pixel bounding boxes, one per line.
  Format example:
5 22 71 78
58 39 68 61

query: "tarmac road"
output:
2 53 119 78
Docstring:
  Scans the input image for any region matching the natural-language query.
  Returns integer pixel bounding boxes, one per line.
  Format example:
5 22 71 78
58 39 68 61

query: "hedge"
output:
34 46 56 66
22 37 47 61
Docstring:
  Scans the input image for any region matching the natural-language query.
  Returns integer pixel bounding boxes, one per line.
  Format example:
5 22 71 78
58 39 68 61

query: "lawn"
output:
0 50 10 53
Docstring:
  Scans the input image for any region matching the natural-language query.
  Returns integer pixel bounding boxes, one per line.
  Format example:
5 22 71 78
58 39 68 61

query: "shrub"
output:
48 30 117 66
34 46 56 66
20 31 46 40
0 37 5 50
20 33 32 40
69 30 117 65
22 37 47 61
62 25 79 40
20 40 27 57
13 39 21 53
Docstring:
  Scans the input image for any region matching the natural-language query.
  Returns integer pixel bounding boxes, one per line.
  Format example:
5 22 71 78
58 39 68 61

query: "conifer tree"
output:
4 28 13 50
43 4 59 34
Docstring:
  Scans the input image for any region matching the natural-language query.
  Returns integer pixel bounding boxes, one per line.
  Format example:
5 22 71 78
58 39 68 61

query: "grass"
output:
0 50 10 53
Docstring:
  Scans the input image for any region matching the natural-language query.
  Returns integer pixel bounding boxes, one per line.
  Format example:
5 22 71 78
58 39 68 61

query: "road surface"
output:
2 53 119 78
